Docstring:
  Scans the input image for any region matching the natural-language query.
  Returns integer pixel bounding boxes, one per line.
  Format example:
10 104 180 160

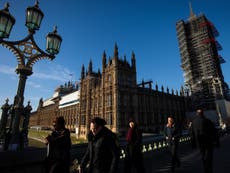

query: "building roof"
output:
59 90 80 108
43 98 55 107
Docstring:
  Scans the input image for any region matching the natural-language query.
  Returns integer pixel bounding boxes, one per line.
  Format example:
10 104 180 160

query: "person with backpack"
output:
79 117 119 173
124 118 145 173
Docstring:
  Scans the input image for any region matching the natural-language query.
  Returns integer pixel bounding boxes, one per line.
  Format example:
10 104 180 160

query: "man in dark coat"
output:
45 116 71 173
80 117 119 173
191 109 219 173
164 116 181 172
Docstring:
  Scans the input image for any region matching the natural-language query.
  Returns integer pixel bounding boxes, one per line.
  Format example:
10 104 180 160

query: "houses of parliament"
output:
30 44 189 138
30 5 230 138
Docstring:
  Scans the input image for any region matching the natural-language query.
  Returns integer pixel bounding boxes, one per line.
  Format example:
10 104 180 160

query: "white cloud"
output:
0 64 74 82
0 65 15 75
27 81 41 88
33 64 74 82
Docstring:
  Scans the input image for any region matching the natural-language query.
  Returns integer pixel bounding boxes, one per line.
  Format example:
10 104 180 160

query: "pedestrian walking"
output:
164 116 181 172
79 117 119 173
45 116 72 173
124 118 145 173
191 109 220 173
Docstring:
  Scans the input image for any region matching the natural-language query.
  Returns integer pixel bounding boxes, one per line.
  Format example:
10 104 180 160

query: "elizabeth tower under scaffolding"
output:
176 4 230 110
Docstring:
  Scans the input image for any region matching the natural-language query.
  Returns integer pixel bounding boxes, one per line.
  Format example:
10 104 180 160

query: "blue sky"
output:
0 0 230 112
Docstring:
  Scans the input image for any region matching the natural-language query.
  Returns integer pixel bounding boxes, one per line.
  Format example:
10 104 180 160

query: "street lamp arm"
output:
29 33 55 59
0 39 25 66
26 34 55 68
27 52 54 69
0 32 33 45
0 32 55 69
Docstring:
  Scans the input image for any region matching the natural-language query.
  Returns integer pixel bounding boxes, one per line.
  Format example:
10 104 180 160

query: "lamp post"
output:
0 1 62 151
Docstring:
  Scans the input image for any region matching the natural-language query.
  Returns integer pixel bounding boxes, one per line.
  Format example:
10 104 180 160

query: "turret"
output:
81 64 85 79
98 68 101 76
180 86 184 96
114 43 118 63
37 98 43 110
124 55 127 62
102 50 106 71
131 51 136 69
88 59 92 74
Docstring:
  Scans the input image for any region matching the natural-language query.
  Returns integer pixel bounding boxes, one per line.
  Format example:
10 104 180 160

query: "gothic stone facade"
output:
30 45 188 138
30 84 79 132
78 45 188 138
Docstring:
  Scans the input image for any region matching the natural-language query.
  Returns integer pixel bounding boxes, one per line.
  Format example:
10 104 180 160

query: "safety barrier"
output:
0 134 190 173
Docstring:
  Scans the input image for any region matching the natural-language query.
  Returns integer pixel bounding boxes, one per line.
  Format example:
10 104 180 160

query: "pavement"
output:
141 134 230 173
117 133 230 173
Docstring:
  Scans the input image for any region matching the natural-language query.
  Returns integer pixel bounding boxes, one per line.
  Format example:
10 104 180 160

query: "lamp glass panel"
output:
26 8 42 30
53 37 59 51
47 36 60 54
32 11 38 27
0 16 7 33
0 16 10 38
37 14 42 27
46 37 54 54
0 31 4 37
0 16 4 30
6 20 14 34
26 9 34 30
27 10 32 23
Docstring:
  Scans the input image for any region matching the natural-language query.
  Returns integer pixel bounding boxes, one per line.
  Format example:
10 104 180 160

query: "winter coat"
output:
80 127 119 173
191 116 219 149
45 128 71 173
164 124 180 147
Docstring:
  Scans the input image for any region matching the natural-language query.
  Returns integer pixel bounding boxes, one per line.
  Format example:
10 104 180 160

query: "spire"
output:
167 87 169 93
131 51 136 68
102 50 106 69
171 89 174 95
98 68 101 75
180 86 184 96
88 59 92 74
81 64 85 79
189 2 196 20
38 98 43 110
114 43 118 59
155 82 158 91
123 55 126 61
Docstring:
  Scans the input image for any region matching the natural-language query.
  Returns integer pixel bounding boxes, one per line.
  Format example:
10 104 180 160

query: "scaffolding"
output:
176 12 229 109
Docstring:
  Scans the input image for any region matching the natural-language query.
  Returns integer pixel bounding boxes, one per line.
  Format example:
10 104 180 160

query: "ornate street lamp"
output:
0 3 15 38
0 1 62 151
26 1 44 31
46 26 62 55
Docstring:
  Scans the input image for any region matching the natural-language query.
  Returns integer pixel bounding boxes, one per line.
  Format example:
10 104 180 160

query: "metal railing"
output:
0 134 191 173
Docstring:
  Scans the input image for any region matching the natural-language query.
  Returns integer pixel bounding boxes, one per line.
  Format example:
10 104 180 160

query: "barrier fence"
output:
0 134 191 173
